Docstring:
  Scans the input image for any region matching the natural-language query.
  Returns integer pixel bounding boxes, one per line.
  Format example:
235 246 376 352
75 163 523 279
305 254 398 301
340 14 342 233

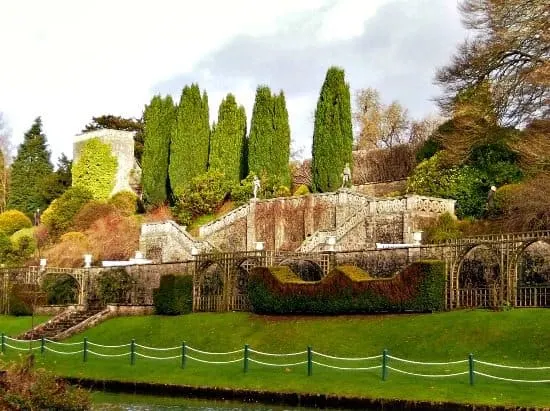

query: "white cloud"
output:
0 0 463 163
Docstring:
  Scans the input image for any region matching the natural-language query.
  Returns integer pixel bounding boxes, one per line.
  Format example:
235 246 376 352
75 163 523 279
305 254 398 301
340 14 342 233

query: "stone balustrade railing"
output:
199 204 250 238
141 220 215 254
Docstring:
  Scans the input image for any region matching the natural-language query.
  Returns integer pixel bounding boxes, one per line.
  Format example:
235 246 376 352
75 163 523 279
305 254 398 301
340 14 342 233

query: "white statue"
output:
252 176 261 199
341 163 351 188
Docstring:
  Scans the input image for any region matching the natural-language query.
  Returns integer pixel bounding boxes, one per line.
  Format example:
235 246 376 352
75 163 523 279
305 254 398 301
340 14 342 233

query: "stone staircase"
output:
18 307 103 340
297 209 366 252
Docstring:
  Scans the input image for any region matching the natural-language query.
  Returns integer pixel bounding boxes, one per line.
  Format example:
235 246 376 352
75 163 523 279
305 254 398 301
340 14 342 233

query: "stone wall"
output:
355 180 407 197
139 192 455 260
73 129 141 197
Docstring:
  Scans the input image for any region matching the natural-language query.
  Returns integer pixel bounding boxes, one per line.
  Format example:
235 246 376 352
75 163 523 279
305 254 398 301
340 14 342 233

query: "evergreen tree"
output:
8 117 54 216
272 91 291 186
142 95 176 206
169 84 210 195
209 94 247 183
42 153 72 203
248 86 291 186
311 67 353 192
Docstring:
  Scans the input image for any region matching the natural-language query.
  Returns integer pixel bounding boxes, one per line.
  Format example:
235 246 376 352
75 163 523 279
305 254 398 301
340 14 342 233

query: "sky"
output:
0 0 466 164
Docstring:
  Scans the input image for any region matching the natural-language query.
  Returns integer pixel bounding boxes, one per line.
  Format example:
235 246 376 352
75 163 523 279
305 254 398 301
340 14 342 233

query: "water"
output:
92 392 354 411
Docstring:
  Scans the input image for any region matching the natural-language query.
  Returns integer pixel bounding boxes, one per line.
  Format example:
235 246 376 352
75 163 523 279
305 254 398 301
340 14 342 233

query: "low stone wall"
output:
34 305 82 316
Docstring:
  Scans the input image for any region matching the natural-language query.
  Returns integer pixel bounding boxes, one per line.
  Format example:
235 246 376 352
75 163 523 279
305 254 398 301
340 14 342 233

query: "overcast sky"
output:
0 0 465 164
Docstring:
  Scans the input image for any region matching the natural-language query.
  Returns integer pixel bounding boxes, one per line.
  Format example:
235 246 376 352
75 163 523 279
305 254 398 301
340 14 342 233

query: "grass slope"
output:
1 310 549 407
0 315 50 336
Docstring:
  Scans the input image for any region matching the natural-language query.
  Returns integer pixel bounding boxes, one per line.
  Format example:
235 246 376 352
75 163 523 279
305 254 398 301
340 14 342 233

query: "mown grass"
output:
1 310 550 407
0 315 50 336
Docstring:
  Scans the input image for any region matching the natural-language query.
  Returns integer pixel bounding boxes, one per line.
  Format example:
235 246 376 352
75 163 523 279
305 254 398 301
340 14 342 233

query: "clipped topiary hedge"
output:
153 274 193 315
248 261 445 314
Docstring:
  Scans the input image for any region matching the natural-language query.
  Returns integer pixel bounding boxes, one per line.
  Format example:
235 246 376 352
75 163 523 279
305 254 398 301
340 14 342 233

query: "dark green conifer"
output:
142 95 176 206
311 67 353 192
8 117 54 216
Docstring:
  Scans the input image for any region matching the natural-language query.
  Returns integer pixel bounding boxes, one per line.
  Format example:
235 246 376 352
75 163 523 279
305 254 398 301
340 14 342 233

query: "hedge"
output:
153 274 193 315
248 261 446 314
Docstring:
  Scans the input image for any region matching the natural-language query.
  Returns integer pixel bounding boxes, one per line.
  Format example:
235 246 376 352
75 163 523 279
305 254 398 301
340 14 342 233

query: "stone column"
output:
246 200 256 251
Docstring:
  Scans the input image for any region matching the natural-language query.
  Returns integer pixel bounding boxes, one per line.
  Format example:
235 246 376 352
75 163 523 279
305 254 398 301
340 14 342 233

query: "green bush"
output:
248 261 446 314
9 228 37 264
230 174 255 205
108 190 137 216
41 187 93 237
153 274 193 315
0 210 32 235
293 184 310 196
42 274 79 304
424 212 462 243
175 170 232 217
8 284 46 316
97 268 134 305
416 135 442 162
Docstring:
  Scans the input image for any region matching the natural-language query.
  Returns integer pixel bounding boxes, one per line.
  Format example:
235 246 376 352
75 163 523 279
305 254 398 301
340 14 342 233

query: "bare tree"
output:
436 0 550 125
354 88 410 149
0 113 12 212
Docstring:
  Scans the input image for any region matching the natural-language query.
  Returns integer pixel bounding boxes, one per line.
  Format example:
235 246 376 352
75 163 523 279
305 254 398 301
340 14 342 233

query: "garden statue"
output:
487 185 497 209
253 176 261 199
341 163 351 188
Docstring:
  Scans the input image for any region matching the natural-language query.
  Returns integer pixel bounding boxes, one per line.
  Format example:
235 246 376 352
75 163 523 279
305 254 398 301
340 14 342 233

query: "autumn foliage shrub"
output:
248 261 445 314
72 200 118 231
86 213 140 261
0 210 32 235
43 232 90 267
108 190 137 216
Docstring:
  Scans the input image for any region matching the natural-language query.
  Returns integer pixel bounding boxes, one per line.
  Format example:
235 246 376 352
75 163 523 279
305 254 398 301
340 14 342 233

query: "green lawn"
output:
0 315 50 336
1 310 550 407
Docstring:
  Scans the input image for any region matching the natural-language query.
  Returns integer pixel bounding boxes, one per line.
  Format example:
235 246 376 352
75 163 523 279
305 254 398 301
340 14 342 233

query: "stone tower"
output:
73 129 142 196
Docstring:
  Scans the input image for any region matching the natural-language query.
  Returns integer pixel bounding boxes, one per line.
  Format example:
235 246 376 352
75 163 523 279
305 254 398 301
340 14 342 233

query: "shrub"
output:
86 213 140 261
175 170 232 216
42 232 90 267
230 174 255 205
42 274 79 304
275 185 291 197
424 212 462 243
108 190 137 216
248 261 446 314
41 187 93 237
8 284 46 316
153 274 193 315
72 200 118 231
0 210 32 235
96 268 134 305
145 204 173 222
0 357 91 410
10 228 37 264
293 184 310 196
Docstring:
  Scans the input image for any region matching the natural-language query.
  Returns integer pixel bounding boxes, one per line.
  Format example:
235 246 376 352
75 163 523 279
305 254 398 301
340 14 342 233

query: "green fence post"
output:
244 344 249 373
382 349 388 381
83 337 88 363
469 353 474 385
131 339 136 366
1 333 4 354
307 346 312 377
181 341 186 369
40 336 45 355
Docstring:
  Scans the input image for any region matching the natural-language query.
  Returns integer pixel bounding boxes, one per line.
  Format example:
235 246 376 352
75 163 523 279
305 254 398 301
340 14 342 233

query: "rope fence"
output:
1 332 549 384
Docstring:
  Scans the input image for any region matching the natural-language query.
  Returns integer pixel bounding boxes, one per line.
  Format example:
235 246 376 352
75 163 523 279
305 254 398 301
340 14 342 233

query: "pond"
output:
92 392 357 411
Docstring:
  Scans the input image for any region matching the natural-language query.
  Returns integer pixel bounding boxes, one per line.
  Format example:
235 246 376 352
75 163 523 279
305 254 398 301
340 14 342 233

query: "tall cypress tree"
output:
8 117 54 216
169 84 210 195
209 94 247 183
248 86 291 186
142 95 176 206
311 67 353 192
272 91 291 186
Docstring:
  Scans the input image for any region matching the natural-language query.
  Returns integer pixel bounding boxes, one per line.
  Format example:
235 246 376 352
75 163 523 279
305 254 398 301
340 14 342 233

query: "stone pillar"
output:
246 200 256 251
304 196 315 237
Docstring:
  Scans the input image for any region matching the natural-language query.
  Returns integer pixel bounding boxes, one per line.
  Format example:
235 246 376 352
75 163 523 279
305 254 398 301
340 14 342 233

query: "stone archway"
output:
455 245 501 308
194 261 225 312
40 273 80 305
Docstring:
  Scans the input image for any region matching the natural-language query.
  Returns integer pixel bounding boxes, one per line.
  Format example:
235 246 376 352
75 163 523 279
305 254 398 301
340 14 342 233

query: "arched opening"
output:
41 274 80 305
280 259 324 282
457 245 501 308
516 240 550 306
